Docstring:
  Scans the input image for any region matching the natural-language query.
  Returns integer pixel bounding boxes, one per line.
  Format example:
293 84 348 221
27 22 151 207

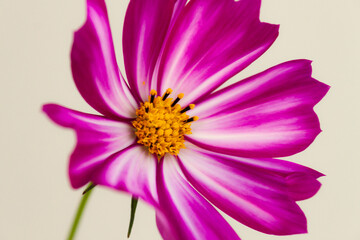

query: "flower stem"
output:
127 196 139 238
67 183 95 240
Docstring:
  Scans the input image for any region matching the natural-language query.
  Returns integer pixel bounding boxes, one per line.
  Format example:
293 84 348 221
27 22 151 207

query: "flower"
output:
43 0 329 239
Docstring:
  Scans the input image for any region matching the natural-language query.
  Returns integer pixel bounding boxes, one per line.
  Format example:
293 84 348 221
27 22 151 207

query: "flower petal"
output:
187 60 330 158
158 0 279 106
170 0 187 27
178 144 323 235
42 104 136 188
91 145 158 206
286 172 323 201
123 0 181 102
71 0 138 119
156 154 241 240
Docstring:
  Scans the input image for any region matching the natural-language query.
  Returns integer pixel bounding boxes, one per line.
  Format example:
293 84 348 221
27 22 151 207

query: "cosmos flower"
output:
43 0 329 239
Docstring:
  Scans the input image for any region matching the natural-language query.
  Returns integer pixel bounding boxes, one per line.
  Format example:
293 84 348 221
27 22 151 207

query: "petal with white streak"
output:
178 144 323 235
188 60 330 158
158 0 279 106
156 154 241 240
42 104 136 188
123 0 183 101
92 145 158 206
71 0 138 119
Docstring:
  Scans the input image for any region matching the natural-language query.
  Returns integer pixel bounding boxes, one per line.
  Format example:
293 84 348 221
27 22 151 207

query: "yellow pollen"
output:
132 90 197 158
193 116 199 121
150 89 157 96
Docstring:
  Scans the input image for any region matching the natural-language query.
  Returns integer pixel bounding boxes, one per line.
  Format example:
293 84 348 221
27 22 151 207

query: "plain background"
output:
1 0 359 239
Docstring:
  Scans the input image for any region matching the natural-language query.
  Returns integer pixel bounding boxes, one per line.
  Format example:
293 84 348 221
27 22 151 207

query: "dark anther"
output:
180 104 195 113
171 97 180 107
184 116 199 123
180 106 191 113
162 92 170 100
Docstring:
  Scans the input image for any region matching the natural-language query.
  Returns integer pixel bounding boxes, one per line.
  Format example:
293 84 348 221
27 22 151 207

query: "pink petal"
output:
286 173 323 201
91 145 158 206
170 0 187 27
178 144 323 235
156 154 241 240
123 0 182 102
71 0 138 119
42 104 136 188
187 60 330 158
158 0 279 106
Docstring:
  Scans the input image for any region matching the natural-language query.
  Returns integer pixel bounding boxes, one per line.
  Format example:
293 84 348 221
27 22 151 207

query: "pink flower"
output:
43 0 329 239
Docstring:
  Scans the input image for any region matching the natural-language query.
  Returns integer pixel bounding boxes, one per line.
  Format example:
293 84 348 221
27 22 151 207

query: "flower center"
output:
132 89 198 158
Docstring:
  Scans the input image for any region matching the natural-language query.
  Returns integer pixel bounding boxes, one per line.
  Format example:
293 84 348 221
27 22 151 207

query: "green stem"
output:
67 183 94 240
82 183 96 195
127 196 139 238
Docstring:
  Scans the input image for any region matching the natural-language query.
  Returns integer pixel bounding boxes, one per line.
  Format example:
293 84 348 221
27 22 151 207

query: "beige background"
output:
1 0 359 239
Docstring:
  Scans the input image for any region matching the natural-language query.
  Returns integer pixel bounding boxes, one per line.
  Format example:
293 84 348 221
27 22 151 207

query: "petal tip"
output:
42 103 51 114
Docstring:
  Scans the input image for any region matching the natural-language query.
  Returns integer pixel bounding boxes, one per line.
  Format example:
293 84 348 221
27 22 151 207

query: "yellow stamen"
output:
150 89 157 96
180 103 195 113
185 116 199 123
171 93 184 107
162 88 173 100
132 90 197 158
